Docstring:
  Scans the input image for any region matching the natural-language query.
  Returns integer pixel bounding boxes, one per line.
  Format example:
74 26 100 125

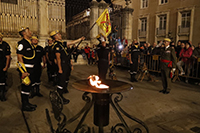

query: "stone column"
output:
98 0 108 34
121 7 134 43
89 0 99 45
38 0 49 47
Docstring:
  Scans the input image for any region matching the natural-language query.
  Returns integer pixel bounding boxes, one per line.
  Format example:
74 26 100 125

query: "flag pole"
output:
68 22 97 56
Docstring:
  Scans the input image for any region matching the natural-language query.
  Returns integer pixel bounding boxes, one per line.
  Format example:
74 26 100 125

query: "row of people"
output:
16 27 85 111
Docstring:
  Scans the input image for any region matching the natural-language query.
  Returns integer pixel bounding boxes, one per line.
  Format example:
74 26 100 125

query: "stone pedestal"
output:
38 0 49 47
98 0 108 35
90 0 99 45
121 7 134 43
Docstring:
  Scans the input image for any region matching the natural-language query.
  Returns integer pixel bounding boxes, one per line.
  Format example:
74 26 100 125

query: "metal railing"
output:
138 30 146 37
178 26 190 34
140 54 200 81
156 28 166 36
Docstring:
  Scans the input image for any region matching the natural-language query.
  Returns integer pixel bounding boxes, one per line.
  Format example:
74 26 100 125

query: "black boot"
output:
133 74 138 82
130 74 134 82
1 88 6 101
21 94 36 112
35 85 43 97
29 87 36 99
57 89 70 104
53 76 57 86
47 72 52 82
63 88 69 94
0 87 6 102
63 82 69 94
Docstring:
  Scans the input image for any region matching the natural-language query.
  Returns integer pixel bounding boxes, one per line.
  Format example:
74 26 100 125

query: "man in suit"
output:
159 38 176 94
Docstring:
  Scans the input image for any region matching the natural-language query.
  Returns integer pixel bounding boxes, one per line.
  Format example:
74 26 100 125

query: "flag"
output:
96 8 111 37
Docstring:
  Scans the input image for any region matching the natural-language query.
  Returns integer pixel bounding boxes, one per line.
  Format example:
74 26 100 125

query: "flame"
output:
88 75 109 89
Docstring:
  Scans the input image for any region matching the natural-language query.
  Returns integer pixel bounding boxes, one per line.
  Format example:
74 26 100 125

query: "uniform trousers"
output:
21 67 35 104
98 59 109 80
57 63 71 94
33 64 42 86
50 62 58 84
130 58 138 75
33 64 42 90
161 67 171 92
46 62 51 81
0 67 6 91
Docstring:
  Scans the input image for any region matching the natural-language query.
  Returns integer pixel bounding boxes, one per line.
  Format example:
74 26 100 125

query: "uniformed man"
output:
30 36 46 98
48 37 58 85
17 27 37 111
159 38 176 94
129 41 141 82
50 30 85 104
0 33 11 101
96 39 110 80
44 38 53 82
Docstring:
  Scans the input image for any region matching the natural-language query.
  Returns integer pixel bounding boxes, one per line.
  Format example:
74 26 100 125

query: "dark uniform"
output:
17 38 37 111
71 45 78 63
54 41 71 104
0 41 11 101
48 43 58 85
160 45 176 94
44 45 51 81
129 43 141 82
32 45 45 97
96 43 110 80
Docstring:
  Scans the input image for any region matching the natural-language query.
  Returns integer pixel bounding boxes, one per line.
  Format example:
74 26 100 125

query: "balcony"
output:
156 28 166 37
138 30 146 38
178 26 190 36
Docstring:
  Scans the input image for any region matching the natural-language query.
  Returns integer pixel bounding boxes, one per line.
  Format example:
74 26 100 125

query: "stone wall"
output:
0 0 69 67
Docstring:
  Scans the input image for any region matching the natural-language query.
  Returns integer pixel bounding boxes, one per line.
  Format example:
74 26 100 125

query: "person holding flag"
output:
95 8 112 80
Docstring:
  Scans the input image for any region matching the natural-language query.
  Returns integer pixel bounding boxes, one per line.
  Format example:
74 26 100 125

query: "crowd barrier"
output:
140 54 200 82
114 53 200 82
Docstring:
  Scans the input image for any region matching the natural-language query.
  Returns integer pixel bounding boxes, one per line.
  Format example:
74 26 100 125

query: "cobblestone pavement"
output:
0 65 200 133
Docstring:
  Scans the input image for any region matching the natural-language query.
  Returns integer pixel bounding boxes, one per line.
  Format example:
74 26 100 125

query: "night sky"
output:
66 0 112 23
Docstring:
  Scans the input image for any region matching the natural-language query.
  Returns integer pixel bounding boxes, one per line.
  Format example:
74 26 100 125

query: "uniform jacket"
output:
192 47 200 58
129 45 141 60
54 41 70 64
0 41 11 67
17 38 35 65
160 46 177 69
34 45 45 65
179 47 193 64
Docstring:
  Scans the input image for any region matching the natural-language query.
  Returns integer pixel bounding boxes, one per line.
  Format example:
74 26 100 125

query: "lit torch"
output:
88 75 109 89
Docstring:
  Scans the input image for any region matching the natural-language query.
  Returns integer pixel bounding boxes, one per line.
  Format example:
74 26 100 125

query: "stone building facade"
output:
0 0 66 66
67 0 200 46
122 0 200 46
66 0 134 45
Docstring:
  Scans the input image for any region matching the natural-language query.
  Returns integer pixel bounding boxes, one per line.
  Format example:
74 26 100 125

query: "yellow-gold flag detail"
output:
96 8 111 37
